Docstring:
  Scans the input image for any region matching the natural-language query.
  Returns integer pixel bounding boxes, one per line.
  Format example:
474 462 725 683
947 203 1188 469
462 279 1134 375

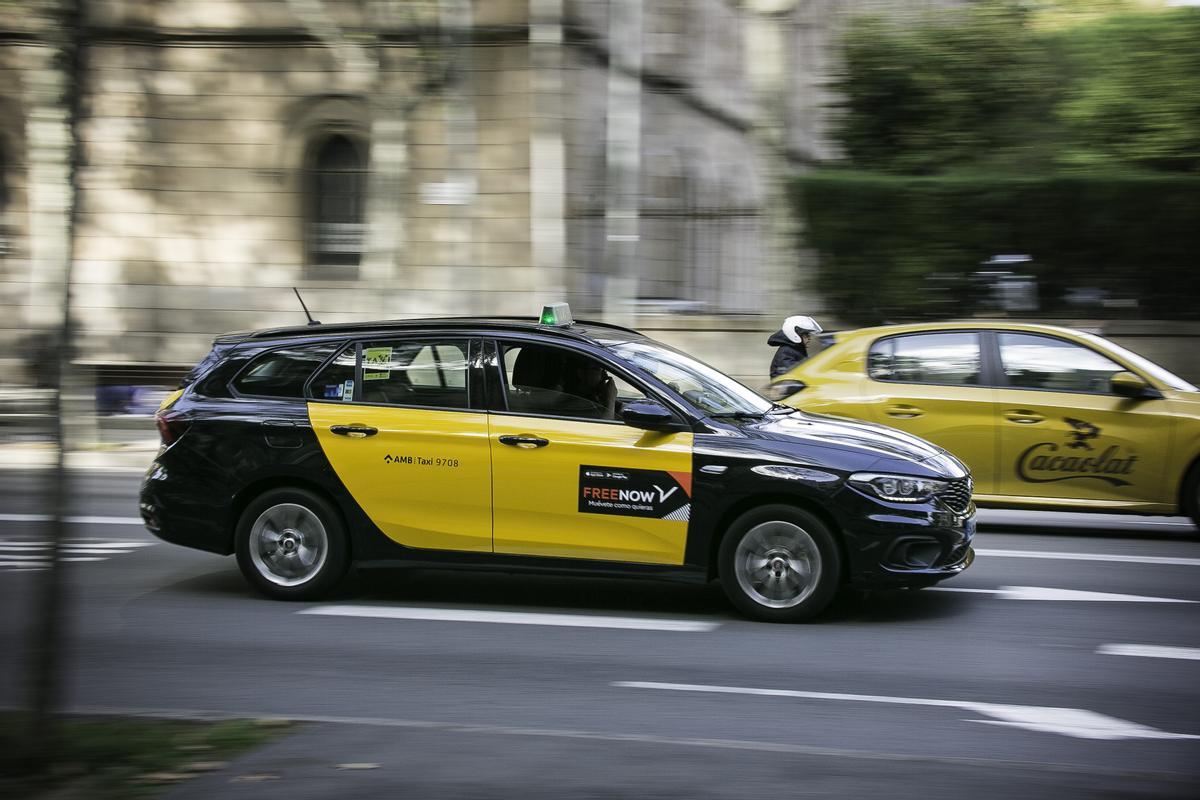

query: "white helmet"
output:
781 315 822 343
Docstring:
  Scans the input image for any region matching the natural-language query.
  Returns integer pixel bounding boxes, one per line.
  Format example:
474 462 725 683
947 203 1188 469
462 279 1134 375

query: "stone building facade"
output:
0 0 793 384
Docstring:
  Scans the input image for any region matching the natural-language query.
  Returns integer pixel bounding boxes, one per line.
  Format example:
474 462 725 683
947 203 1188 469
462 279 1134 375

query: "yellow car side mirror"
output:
1110 371 1162 401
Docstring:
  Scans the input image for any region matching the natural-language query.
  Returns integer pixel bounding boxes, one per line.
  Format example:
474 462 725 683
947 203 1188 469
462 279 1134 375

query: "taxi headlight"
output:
849 472 946 503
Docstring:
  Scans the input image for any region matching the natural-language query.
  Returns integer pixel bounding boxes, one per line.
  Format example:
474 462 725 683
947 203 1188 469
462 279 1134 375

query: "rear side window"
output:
868 333 981 386
308 344 357 401
358 339 470 409
231 343 338 399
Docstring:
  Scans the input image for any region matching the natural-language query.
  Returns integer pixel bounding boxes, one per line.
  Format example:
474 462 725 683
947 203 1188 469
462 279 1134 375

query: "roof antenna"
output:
293 287 320 326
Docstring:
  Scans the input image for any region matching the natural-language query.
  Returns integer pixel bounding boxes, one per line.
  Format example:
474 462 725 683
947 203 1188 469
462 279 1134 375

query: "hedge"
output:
792 171 1200 324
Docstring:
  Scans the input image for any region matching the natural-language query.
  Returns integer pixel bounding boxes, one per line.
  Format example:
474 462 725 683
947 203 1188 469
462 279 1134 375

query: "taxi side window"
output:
868 333 981 385
500 342 645 421
307 344 356 401
359 340 469 409
998 333 1125 394
233 343 338 399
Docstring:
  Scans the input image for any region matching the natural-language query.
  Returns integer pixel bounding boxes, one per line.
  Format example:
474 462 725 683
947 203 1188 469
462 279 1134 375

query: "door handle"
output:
498 434 550 449
330 424 378 438
885 404 924 419
1004 410 1044 424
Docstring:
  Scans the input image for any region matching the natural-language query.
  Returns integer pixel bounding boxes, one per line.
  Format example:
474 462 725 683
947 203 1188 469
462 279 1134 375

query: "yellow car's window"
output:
998 333 1123 394
868 333 981 385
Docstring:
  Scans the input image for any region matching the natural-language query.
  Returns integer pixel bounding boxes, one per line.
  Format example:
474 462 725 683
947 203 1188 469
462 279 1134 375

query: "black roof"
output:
214 316 645 347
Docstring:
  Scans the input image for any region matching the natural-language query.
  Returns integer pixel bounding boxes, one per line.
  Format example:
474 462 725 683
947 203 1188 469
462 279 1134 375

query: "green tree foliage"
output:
1055 10 1200 172
834 1 1200 173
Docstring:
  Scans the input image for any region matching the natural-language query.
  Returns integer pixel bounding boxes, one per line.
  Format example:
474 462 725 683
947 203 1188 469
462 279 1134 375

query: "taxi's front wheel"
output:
718 504 841 622
235 487 349 600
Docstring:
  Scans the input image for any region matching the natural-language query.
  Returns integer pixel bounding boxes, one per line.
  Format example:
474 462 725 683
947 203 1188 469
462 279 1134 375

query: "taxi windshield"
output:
610 340 774 417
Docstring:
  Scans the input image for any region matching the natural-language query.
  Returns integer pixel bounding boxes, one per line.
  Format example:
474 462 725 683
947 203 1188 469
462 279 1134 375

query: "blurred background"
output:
2 0 1199 443
2 1 1200 792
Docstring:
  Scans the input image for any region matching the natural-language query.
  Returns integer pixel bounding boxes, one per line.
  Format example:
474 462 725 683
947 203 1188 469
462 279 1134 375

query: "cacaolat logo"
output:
1016 418 1136 487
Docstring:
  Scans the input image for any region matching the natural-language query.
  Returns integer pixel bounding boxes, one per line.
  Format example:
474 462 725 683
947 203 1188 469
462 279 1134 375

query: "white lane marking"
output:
0 514 144 525
0 538 155 573
1098 644 1200 661
976 549 1200 567
0 541 155 550
0 558 105 566
299 605 719 633
614 681 1200 741
929 585 1196 603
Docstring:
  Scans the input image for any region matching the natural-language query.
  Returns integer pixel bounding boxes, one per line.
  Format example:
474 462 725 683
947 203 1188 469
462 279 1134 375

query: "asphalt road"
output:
1 468 1198 798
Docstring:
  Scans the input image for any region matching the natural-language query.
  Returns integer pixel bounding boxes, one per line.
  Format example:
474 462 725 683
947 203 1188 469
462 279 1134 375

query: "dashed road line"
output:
299 605 720 632
0 538 155 572
1097 644 1200 661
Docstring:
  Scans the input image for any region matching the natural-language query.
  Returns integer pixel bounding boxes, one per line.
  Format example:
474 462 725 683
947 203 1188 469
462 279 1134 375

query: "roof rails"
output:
236 315 643 343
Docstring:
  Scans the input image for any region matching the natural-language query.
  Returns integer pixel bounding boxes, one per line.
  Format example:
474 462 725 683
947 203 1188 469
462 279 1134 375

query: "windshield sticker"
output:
322 383 344 400
579 465 691 521
1016 417 1136 487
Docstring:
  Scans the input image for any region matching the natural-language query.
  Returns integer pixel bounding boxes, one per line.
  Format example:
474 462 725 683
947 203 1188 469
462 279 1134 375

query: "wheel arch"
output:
1178 454 1200 520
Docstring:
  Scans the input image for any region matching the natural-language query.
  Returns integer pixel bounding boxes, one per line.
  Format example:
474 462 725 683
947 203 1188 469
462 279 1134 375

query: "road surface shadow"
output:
162 565 970 626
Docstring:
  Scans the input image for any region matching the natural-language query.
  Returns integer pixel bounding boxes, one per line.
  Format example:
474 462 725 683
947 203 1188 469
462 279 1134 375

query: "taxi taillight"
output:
155 411 189 446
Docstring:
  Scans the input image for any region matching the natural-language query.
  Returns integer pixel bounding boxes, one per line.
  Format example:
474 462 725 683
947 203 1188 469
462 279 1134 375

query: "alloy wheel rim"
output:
734 520 821 609
249 503 328 587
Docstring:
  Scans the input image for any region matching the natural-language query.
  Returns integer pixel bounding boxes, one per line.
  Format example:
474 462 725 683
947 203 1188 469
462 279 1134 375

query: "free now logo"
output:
1016 418 1137 487
582 485 678 504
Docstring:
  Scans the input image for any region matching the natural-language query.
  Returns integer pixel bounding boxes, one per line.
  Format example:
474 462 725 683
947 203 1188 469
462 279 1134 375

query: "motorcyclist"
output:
768 316 822 379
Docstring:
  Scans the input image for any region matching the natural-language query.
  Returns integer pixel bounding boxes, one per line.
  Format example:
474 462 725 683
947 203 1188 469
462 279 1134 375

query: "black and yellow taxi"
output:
141 305 974 621
774 321 1200 528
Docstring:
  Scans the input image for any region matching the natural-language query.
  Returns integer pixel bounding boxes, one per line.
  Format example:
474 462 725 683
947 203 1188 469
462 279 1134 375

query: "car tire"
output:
718 504 841 622
235 487 349 600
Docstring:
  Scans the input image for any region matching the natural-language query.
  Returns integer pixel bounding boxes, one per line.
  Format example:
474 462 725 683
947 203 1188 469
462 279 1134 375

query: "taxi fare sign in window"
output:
363 346 392 381
578 465 691 521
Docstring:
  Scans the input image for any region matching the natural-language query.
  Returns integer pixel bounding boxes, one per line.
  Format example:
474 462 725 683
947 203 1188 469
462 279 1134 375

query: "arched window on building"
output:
307 134 366 272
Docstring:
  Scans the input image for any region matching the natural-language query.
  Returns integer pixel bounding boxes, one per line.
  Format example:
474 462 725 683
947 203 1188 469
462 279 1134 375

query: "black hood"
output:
701 411 967 479
767 330 793 347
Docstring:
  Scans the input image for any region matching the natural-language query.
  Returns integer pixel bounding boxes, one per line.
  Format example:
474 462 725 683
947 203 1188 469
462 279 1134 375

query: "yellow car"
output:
774 322 1200 527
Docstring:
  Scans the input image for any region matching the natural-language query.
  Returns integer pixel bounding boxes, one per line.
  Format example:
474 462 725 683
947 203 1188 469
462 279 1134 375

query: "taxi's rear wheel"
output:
235 487 349 600
718 504 841 622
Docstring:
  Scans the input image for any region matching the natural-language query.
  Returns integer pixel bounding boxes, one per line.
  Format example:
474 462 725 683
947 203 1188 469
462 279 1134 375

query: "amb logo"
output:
1016 418 1136 487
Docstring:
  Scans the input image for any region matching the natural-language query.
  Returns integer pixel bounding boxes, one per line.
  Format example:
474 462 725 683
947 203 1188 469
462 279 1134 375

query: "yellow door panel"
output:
490 415 694 564
308 403 492 552
994 391 1172 504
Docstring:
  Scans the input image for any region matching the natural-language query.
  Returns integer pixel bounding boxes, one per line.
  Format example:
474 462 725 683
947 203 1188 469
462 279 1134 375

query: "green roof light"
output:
539 302 573 327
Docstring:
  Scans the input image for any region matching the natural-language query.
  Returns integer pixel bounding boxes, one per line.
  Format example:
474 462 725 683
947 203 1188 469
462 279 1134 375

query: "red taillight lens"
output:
155 412 188 446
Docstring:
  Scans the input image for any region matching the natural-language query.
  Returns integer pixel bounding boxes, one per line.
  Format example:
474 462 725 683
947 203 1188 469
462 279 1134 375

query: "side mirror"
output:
1110 371 1162 400
619 399 682 432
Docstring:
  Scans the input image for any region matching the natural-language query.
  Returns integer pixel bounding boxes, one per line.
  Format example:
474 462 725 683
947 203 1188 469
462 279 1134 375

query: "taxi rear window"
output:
231 343 338 399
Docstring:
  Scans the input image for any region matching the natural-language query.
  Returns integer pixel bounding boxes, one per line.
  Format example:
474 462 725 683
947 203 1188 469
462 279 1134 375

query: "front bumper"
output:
840 498 976 590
